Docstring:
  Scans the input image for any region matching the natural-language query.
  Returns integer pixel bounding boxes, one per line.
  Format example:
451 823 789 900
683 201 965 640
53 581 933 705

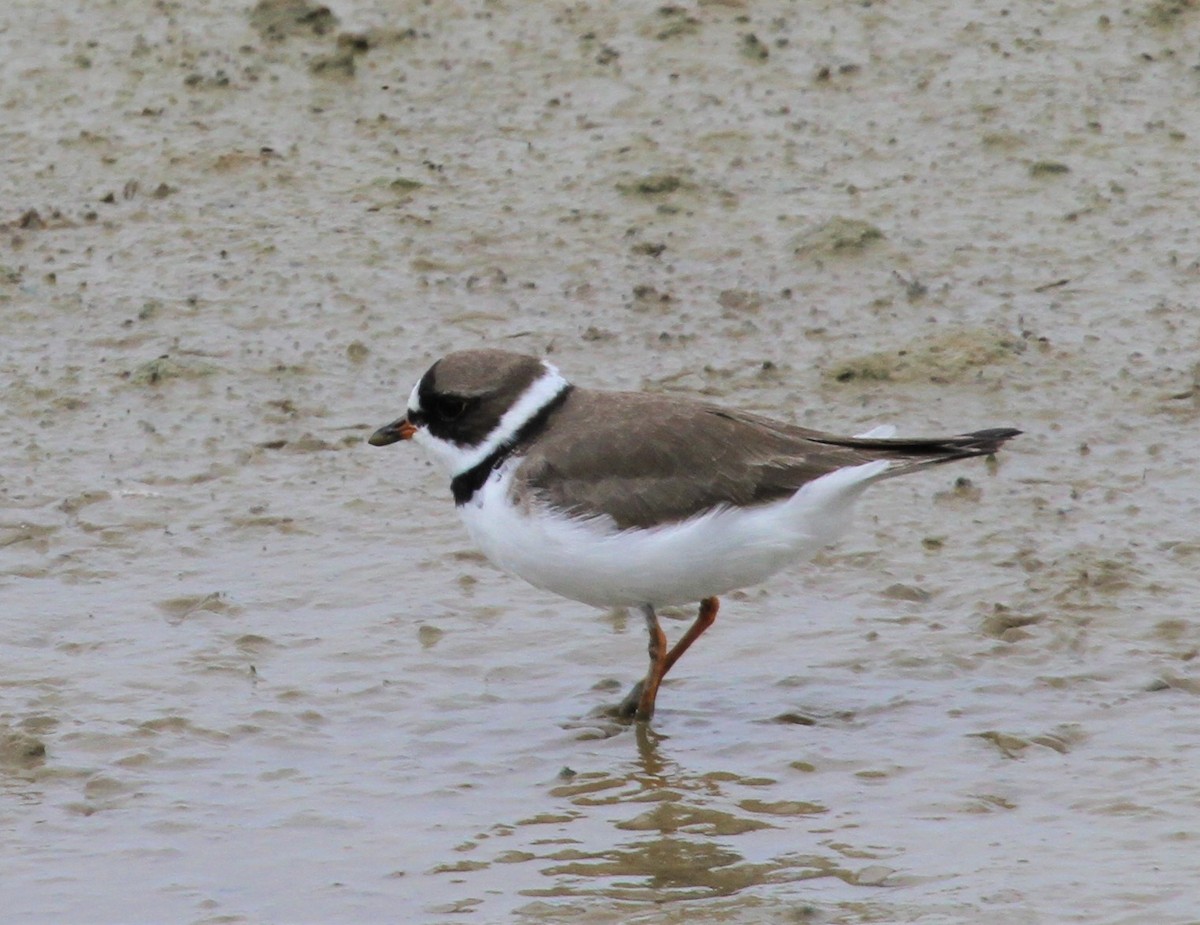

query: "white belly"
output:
456 459 890 608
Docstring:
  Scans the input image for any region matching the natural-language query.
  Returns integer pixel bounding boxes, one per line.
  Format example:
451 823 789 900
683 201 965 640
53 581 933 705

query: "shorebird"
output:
370 349 1018 722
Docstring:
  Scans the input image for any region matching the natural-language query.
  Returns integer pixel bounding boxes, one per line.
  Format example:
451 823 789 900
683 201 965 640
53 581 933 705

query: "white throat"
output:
412 363 571 477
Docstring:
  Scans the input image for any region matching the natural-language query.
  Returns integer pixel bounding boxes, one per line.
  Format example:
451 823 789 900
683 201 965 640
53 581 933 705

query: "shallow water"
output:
3 1 1200 922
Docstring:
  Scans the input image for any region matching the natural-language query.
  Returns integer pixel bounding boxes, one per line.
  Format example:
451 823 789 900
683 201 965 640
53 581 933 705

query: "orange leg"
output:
634 605 669 722
619 597 721 722
663 596 719 675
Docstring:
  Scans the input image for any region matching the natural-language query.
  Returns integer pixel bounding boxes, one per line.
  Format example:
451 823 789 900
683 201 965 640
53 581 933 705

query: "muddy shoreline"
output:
3 2 1199 922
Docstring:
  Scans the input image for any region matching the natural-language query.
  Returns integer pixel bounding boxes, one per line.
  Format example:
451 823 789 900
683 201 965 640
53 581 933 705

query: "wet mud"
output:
3 1 1200 923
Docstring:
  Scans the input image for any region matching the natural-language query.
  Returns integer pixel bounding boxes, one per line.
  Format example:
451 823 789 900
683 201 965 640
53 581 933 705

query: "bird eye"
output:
435 396 468 420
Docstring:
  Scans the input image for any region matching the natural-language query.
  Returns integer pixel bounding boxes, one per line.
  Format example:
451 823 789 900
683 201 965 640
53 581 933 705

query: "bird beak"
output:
368 416 417 446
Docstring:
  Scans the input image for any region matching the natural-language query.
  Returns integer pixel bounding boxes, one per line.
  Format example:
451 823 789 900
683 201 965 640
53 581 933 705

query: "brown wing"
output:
509 390 890 530
510 389 1019 531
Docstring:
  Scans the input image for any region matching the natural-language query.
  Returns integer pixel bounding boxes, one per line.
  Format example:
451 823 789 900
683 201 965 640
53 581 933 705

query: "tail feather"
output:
812 427 1021 476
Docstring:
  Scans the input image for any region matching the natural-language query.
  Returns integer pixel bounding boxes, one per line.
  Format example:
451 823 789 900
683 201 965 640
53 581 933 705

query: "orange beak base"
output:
368 417 417 446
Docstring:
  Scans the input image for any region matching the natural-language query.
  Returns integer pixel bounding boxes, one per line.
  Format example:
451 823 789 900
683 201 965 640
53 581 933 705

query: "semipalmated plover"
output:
370 349 1018 723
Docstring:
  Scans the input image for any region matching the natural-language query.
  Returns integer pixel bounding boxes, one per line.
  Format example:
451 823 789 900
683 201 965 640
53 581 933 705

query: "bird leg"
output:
617 597 720 722
663 596 719 676
627 604 668 723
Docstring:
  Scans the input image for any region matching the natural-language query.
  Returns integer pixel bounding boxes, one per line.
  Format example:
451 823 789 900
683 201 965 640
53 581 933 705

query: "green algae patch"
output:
1146 0 1200 26
616 173 689 198
1029 160 1070 177
740 33 770 62
249 0 338 41
792 217 884 258
827 328 1021 385
126 355 219 386
1 726 46 769
738 798 826 816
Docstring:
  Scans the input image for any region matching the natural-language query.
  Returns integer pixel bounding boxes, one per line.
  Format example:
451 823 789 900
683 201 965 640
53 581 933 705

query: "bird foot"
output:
616 681 645 720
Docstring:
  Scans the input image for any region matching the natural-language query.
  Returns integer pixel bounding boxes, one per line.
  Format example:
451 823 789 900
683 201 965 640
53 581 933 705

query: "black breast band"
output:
451 385 574 505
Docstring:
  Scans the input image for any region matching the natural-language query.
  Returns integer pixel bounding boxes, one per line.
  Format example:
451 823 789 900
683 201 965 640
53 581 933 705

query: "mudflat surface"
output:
3 1 1199 922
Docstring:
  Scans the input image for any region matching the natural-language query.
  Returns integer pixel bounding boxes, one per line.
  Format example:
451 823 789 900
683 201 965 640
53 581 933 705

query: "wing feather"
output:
511 391 876 530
